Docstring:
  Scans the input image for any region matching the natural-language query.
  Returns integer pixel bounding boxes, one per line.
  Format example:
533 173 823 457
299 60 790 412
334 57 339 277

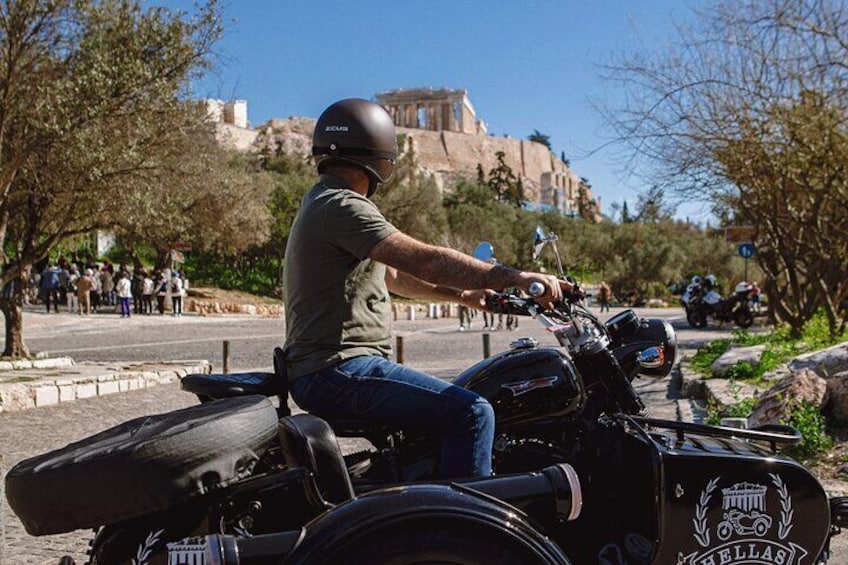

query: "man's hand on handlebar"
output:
459 289 496 310
519 273 574 311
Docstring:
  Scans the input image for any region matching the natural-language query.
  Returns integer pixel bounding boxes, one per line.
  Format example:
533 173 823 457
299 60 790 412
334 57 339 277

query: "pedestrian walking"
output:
170 272 184 316
142 272 154 315
65 265 79 313
458 304 472 331
482 310 494 331
131 268 145 315
100 267 115 307
40 263 61 313
156 273 168 315
598 280 611 313
76 269 96 316
116 273 132 318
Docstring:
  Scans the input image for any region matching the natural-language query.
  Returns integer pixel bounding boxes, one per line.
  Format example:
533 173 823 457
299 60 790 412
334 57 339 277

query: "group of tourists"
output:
31 257 187 317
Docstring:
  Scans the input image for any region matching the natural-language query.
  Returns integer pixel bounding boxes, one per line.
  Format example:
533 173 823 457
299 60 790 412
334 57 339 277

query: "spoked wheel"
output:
734 307 754 328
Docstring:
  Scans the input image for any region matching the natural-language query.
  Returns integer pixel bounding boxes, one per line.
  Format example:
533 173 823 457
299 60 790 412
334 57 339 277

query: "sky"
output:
159 0 708 220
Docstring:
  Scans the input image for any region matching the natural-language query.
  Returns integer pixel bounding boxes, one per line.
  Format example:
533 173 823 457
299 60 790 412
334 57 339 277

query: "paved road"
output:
0 307 787 563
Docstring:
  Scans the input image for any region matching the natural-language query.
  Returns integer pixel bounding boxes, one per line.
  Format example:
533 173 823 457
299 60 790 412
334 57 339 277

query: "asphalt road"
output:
11 305 730 373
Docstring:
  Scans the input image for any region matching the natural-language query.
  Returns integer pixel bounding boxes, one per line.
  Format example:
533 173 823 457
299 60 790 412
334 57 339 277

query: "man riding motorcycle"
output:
283 98 573 478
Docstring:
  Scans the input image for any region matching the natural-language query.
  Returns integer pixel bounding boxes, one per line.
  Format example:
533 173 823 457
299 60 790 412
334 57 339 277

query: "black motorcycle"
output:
5 230 844 564
685 282 754 329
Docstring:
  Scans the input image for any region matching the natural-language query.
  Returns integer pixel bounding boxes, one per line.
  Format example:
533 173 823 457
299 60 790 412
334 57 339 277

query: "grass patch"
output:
693 310 848 382
690 339 731 374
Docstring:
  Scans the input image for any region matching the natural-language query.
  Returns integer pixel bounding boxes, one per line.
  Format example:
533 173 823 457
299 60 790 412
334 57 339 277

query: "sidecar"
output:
194 413 845 565
6 396 846 564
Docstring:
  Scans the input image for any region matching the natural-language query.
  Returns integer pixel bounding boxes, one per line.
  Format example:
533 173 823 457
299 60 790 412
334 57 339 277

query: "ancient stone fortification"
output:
208 92 600 217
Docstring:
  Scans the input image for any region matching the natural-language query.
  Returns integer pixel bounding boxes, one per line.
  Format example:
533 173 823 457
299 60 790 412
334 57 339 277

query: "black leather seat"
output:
181 372 281 399
277 414 354 506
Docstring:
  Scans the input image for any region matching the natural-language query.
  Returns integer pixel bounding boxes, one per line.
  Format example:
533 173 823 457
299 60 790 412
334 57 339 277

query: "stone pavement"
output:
0 359 212 414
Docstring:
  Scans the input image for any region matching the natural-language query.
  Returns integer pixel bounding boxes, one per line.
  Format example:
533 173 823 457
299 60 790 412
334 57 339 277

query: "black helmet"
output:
312 99 398 191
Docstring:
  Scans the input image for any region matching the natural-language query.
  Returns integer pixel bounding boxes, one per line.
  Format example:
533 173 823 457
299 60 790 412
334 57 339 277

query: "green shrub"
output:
690 339 731 374
782 400 833 459
724 361 756 381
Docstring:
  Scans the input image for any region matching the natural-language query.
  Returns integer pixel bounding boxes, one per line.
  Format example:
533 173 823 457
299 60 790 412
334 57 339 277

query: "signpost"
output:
738 243 756 282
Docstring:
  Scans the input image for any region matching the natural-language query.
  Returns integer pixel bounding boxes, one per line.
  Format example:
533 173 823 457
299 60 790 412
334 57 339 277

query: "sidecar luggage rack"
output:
621 415 802 453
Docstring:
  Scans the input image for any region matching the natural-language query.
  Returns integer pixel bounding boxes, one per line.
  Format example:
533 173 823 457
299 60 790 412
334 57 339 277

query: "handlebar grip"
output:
528 282 546 297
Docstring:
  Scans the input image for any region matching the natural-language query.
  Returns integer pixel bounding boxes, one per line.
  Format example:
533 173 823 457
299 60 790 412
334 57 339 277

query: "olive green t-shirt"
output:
283 175 398 380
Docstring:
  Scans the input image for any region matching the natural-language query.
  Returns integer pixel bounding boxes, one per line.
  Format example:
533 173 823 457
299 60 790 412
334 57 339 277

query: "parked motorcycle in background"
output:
683 274 755 328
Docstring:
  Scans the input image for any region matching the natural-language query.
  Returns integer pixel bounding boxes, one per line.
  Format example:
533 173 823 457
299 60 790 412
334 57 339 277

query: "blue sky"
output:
161 0 708 220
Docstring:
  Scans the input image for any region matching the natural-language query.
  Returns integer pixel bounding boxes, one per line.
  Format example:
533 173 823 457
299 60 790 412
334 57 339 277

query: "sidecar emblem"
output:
502 376 558 396
679 475 806 565
166 536 206 564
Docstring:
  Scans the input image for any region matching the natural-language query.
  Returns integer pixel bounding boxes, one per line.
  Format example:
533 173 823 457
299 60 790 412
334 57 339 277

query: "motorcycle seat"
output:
278 414 354 505
181 371 284 400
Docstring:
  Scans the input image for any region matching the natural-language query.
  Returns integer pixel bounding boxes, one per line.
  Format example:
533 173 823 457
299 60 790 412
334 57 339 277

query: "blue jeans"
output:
290 355 495 479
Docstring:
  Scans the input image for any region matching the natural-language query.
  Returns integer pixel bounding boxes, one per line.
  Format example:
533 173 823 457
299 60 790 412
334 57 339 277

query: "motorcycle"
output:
684 281 754 329
5 229 845 564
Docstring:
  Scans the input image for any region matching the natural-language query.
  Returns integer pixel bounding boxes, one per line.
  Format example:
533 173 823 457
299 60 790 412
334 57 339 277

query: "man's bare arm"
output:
371 232 572 308
372 233 522 290
385 267 492 310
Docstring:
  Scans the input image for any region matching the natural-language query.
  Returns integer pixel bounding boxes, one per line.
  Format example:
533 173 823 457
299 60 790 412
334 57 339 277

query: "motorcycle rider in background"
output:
283 98 572 479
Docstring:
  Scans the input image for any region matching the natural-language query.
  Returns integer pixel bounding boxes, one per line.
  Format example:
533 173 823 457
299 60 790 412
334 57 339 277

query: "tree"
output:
576 177 597 222
528 129 552 150
113 120 274 270
487 151 523 208
602 0 848 335
0 0 221 356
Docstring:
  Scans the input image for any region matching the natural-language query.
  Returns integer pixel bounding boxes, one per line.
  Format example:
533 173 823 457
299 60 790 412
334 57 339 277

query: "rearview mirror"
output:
472 241 495 263
532 226 548 261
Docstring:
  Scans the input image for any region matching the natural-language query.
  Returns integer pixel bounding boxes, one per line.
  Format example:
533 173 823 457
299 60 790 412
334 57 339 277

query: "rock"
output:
789 341 848 379
748 368 827 427
825 370 848 421
710 345 767 377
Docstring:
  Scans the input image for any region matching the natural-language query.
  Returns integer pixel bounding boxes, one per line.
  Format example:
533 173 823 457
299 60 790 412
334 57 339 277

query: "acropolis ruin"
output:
376 88 488 136
207 89 601 220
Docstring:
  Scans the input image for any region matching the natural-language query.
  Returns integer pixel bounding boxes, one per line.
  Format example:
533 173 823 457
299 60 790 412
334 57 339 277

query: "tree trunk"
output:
156 247 171 271
0 272 30 358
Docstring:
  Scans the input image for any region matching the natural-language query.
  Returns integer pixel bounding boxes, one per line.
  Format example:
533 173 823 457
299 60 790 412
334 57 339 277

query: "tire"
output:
734 307 754 329
332 521 557 565
6 395 278 536
687 309 707 328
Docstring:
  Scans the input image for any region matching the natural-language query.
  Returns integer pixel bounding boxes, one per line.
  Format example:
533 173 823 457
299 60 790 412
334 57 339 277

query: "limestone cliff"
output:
234 116 598 217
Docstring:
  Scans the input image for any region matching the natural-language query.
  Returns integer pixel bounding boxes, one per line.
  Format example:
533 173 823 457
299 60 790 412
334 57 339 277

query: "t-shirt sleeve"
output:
324 193 398 260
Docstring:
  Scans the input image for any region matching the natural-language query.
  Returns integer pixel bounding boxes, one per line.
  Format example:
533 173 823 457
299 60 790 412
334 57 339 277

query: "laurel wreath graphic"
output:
132 528 164 565
770 473 794 539
693 477 720 547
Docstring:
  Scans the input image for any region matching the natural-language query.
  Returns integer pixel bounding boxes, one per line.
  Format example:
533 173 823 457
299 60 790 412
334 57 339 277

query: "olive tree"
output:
0 0 221 357
602 0 848 335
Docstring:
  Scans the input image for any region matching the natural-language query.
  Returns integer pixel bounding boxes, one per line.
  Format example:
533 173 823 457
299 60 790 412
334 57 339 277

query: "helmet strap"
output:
366 175 379 198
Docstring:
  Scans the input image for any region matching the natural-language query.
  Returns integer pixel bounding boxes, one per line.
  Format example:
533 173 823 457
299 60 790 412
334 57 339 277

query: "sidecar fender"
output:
283 483 571 564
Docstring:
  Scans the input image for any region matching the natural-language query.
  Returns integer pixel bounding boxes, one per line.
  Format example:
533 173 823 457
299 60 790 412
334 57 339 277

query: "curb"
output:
0 361 212 414
0 357 75 371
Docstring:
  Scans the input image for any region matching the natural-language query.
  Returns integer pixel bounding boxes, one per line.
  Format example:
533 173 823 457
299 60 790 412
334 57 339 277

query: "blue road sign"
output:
738 243 756 259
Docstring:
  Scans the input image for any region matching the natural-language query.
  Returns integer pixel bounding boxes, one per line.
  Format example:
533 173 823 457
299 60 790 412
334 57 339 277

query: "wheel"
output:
328 521 558 565
717 521 733 541
734 307 754 328
754 517 769 537
6 395 278 536
687 309 707 328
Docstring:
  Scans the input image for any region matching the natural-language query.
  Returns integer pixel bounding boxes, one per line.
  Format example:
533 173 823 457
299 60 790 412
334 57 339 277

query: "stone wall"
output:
223 115 598 217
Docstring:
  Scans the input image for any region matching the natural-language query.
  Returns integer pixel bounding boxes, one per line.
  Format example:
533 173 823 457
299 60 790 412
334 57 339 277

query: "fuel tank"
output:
453 341 585 431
